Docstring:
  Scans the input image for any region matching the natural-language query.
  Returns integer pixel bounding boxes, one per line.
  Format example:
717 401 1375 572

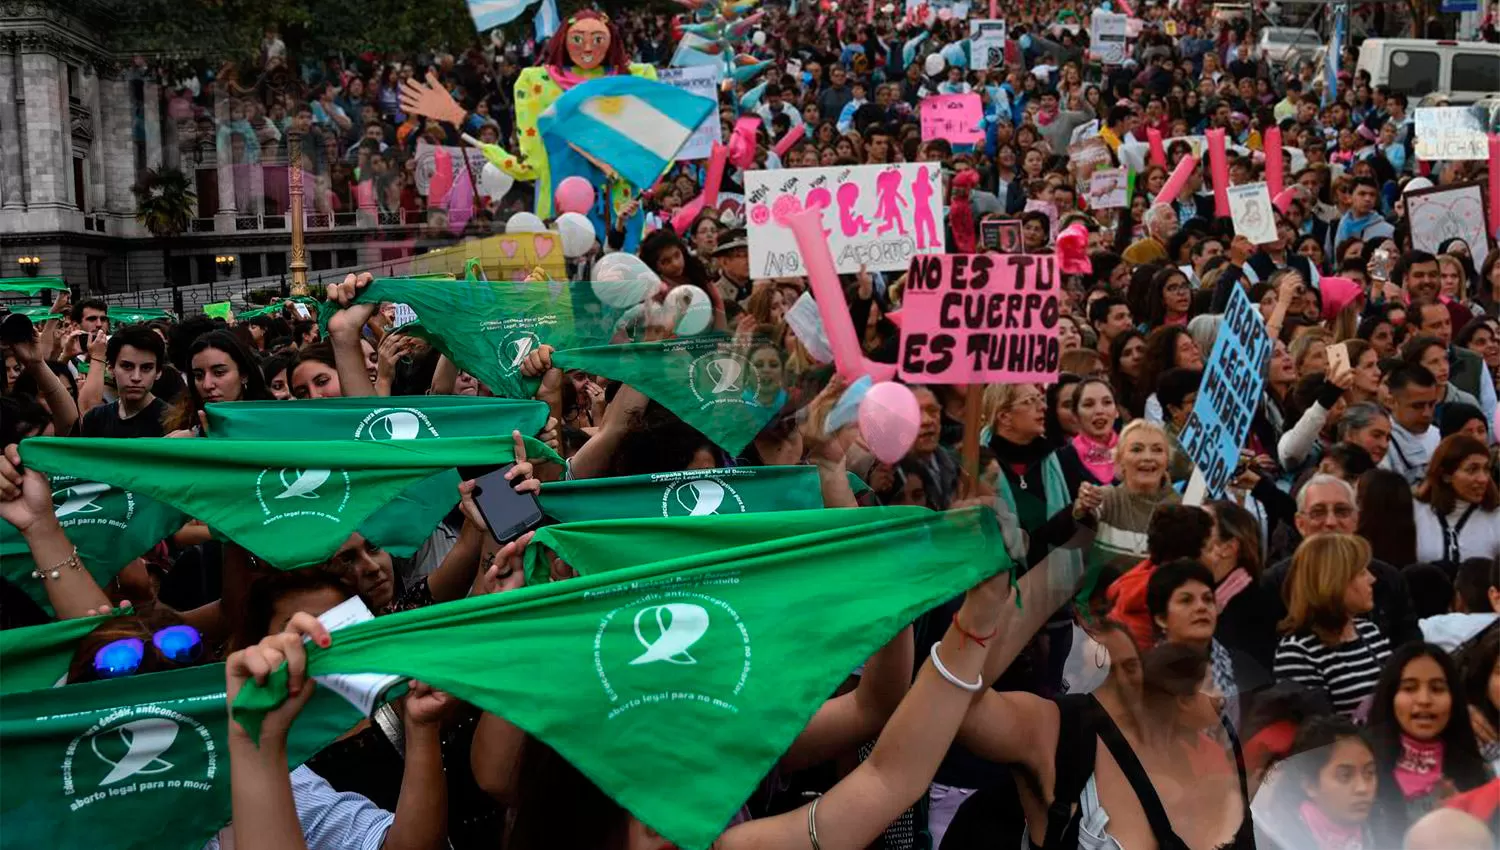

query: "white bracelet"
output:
929 641 984 692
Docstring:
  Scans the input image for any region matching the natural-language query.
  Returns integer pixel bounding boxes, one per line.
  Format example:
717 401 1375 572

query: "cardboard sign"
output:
1413 107 1489 161
1176 285 1272 498
657 66 723 162
897 253 1061 384
980 219 1023 253
1088 168 1129 209
1090 10 1129 65
783 292 834 363
920 94 984 144
1227 182 1278 245
968 19 1008 69
744 163 946 275
1406 180 1491 270
406 233 567 282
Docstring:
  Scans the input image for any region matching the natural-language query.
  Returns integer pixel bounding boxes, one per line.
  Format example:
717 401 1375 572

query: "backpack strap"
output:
1037 694 1102 850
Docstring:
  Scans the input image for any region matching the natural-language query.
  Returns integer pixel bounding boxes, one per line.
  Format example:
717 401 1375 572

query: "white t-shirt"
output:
1413 500 1500 564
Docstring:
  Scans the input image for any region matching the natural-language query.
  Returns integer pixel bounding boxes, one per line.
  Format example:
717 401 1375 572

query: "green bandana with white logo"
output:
0 611 123 694
0 475 186 614
317 277 624 401
204 396 549 557
551 336 782 456
0 663 364 850
232 506 1011 850
17 436 558 569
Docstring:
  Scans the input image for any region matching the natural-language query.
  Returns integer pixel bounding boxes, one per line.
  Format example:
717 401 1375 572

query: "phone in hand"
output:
470 464 543 544
292 302 312 320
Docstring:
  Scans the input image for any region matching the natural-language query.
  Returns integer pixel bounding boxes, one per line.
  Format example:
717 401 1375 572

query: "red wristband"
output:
953 612 999 648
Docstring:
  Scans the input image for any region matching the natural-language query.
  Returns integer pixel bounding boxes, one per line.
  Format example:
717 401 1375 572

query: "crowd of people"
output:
5 1 1500 849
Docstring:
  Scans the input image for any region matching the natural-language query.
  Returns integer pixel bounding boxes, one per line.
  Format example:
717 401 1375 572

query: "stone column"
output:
213 94 237 229
99 77 136 217
0 52 24 210
19 50 67 210
86 69 106 214
142 81 162 170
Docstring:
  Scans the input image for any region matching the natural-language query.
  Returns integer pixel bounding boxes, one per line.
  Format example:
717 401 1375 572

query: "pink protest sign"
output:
897 253 1062 384
920 94 984 144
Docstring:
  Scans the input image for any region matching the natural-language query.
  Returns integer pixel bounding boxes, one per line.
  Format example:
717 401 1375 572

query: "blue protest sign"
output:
1177 285 1272 498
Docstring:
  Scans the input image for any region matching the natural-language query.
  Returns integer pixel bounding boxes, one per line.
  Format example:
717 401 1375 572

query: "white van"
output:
1355 39 1500 105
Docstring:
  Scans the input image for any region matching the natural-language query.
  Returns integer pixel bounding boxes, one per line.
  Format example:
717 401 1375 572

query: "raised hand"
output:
398 70 466 127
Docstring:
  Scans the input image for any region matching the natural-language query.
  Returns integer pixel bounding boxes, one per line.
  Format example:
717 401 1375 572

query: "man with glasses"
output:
1259 474 1421 649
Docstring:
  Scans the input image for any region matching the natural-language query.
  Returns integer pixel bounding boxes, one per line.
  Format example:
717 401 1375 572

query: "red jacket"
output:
1106 558 1157 651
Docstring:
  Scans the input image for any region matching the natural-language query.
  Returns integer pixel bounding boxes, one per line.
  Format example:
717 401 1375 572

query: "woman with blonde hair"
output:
1086 419 1182 568
1289 327 1333 379
1273 533 1391 718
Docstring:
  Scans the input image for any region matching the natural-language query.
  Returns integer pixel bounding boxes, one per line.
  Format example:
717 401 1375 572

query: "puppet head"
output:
542 10 629 73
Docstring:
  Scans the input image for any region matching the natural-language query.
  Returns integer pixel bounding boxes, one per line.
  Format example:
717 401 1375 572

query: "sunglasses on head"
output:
93 625 203 680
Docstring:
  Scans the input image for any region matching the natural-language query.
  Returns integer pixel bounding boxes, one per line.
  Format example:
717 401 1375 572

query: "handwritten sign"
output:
980 219 1023 253
1406 180 1491 271
1088 168 1129 209
745 163 946 275
921 94 984 144
1227 182 1278 245
1176 285 1272 498
657 66 723 162
969 19 1008 68
897 253 1061 384
1090 10 1129 65
1414 107 1489 161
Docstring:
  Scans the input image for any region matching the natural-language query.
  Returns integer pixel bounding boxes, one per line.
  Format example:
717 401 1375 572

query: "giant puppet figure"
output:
401 10 656 224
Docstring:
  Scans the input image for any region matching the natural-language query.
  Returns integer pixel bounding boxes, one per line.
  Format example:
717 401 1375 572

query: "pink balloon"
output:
772 122 805 159
1205 128 1230 217
859 381 920 465
1490 135 1500 240
555 176 596 215
1146 128 1166 168
1263 126 1284 200
1156 154 1198 205
782 207 897 382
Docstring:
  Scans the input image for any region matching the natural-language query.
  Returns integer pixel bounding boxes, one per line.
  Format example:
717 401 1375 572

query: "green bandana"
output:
552 336 781 456
107 307 174 326
235 297 320 322
204 397 549 556
0 663 363 850
0 276 67 295
17 436 558 568
317 277 623 400
0 474 186 614
233 505 1008 850
7 304 58 322
539 465 821 523
0 612 126 694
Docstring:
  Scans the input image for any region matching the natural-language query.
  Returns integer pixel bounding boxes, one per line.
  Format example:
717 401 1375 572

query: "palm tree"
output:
132 167 197 301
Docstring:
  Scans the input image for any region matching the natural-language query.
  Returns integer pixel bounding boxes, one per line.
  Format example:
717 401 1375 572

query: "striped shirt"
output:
1273 618 1392 718
203 766 393 850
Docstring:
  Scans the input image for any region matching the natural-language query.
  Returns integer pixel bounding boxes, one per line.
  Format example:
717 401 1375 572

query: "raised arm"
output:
718 568 1015 850
0 443 110 617
76 330 109 419
325 272 379 398
14 332 79 435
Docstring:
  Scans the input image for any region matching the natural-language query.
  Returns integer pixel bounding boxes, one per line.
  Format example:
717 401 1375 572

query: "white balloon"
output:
505 212 546 234
478 162 514 200
666 285 713 336
554 212 597 258
591 253 661 309
752 30 767 46
924 53 946 76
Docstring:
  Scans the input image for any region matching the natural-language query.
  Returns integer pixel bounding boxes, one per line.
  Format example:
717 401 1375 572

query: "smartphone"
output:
1326 342 1350 376
471 463 543 543
292 302 312 320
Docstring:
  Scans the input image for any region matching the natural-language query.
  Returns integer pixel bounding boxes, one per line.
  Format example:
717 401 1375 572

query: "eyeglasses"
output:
93 625 203 679
1008 395 1045 410
1302 504 1355 521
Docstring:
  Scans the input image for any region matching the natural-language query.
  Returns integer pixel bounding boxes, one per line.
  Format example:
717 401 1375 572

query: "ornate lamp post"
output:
16 255 42 277
286 130 309 295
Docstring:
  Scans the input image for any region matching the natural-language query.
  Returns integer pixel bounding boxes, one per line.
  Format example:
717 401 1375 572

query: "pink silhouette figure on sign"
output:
873 170 908 236
837 183 870 236
911 166 939 250
804 187 834 238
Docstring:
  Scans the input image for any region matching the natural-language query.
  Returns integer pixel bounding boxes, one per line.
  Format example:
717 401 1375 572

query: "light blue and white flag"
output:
533 0 560 41
1323 7 1345 108
466 0 543 32
538 75 717 192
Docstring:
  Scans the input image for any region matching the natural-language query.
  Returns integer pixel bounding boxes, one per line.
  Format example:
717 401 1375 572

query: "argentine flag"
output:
466 0 544 31
538 76 717 192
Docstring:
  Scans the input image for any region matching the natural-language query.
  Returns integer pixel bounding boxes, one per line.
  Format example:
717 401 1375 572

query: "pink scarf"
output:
1072 432 1117 484
545 64 607 91
1216 568 1252 610
1393 735 1445 800
1037 108 1057 127
1299 800 1365 850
